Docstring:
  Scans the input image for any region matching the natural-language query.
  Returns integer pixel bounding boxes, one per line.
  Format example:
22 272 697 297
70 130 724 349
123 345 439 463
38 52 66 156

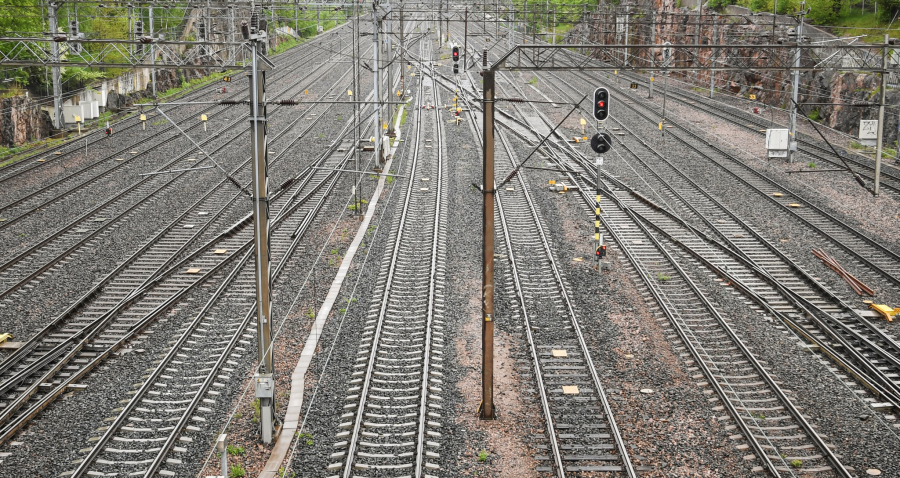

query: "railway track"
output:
479 94 852 477
486 108 638 477
0 30 350 248
61 125 360 478
471 43 900 423
418 38 641 475
0 25 348 190
595 179 852 476
0 106 364 446
0 28 382 446
595 80 900 288
450 24 864 475
326 37 448 478
0 31 365 308
622 73 900 195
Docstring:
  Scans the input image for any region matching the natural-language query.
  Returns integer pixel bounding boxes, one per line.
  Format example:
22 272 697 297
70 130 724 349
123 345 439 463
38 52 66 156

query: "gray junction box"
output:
766 129 789 158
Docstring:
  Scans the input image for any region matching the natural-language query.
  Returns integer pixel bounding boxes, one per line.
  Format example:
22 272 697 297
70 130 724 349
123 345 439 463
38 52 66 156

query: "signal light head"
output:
593 87 609 121
452 46 460 61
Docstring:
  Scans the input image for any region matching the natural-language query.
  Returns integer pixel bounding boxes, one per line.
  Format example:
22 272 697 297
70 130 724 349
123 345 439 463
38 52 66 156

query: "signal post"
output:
591 88 611 264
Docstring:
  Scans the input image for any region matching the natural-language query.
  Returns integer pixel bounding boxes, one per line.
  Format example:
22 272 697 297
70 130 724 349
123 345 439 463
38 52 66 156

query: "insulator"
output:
279 178 295 191
250 8 259 32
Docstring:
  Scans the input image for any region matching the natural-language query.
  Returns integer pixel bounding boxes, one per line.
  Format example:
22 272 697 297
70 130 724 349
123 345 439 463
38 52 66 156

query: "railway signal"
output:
593 87 609 121
452 45 460 74
590 132 612 154
596 243 607 259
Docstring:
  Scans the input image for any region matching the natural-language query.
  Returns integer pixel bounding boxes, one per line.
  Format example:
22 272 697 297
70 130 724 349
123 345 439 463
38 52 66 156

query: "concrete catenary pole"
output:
249 14 275 443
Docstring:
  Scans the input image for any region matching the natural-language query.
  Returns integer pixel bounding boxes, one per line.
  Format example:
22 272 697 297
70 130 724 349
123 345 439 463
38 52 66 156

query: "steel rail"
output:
0 33 348 231
0 40 363 301
0 26 346 186
494 106 638 478
604 192 850 476
68 124 361 478
447 51 636 476
518 126 849 475
451 28 846 473
414 45 445 478
485 60 900 417
609 91 900 285
490 91 854 474
340 37 440 478
618 73 900 194
0 64 373 447
481 82 900 418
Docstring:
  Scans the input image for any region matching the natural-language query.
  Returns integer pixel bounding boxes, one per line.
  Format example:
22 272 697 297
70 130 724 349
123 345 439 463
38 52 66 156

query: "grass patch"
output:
807 162 816 168
478 450 489 462
227 445 245 456
807 108 821 122
230 464 246 478
828 10 900 41
0 136 67 168
271 36 306 56
278 467 295 478
251 399 261 424
656 273 671 281
297 432 314 445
